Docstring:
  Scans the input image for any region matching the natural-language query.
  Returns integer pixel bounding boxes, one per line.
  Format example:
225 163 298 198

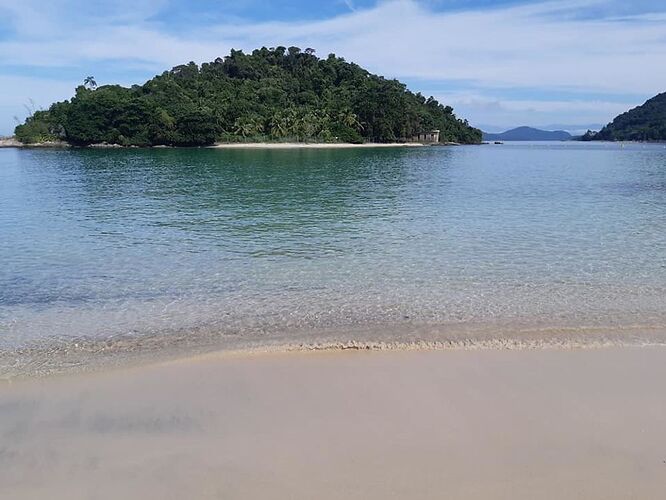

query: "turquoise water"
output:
1 143 666 360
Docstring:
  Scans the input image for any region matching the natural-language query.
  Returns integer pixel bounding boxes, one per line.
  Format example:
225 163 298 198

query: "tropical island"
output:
13 46 481 147
582 91 666 141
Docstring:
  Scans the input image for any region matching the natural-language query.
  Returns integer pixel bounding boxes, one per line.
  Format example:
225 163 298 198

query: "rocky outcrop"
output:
0 137 69 148
0 136 22 148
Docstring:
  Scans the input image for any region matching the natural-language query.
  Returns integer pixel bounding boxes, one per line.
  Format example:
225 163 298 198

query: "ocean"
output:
1 142 665 374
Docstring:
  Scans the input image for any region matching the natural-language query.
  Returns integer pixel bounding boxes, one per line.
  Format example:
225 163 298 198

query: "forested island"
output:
582 92 666 141
14 47 481 147
482 126 572 141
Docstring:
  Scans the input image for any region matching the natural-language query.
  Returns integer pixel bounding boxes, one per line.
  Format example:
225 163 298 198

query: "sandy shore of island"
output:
0 140 433 149
1 346 665 500
4 139 662 150
211 142 428 149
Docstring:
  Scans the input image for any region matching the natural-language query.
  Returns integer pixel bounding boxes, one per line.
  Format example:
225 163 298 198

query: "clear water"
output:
1 143 666 359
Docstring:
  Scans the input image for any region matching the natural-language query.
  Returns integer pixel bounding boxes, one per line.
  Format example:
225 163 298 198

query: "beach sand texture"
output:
0 138 429 149
1 347 665 499
211 142 427 148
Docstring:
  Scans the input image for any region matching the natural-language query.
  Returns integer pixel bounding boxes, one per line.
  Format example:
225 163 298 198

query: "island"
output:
13 47 482 147
482 126 572 141
582 91 666 141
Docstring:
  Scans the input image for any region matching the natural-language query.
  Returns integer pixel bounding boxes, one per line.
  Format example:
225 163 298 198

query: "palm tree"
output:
83 76 97 90
234 120 252 138
301 112 318 139
281 108 300 138
339 110 363 131
269 113 288 138
234 116 264 138
249 116 264 136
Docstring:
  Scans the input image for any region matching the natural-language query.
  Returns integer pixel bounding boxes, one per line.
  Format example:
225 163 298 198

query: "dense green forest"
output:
15 47 481 146
582 92 666 141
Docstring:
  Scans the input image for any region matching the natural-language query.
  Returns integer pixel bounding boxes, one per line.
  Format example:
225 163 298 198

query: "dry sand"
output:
0 138 429 149
1 347 666 499
211 142 426 149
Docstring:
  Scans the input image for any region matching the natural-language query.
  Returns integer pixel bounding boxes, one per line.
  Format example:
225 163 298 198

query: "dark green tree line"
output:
582 92 666 142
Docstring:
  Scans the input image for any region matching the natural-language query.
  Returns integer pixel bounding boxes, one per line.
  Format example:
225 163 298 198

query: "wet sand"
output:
1 347 665 499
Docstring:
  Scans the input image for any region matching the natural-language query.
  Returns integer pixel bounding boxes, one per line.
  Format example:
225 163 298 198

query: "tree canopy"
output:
582 92 666 142
15 47 481 146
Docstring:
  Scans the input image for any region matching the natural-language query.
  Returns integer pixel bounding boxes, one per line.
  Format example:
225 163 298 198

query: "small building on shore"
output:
409 129 440 143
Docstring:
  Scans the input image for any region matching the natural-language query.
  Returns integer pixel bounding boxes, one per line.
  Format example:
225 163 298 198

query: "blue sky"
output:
1 0 665 134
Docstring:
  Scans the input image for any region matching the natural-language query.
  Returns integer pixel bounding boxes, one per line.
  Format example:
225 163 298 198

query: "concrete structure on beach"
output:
410 129 440 143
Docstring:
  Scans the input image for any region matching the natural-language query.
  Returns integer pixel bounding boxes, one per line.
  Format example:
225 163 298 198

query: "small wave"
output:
2 322 666 380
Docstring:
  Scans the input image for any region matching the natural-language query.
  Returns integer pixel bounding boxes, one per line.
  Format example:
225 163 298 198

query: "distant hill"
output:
482 126 572 141
14 46 481 146
540 123 604 135
582 92 666 141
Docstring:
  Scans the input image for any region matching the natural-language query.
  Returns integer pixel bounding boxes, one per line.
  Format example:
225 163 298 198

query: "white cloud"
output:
1 0 665 133
430 91 636 130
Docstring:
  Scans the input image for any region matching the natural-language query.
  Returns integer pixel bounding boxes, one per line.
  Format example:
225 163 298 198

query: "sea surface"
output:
1 142 666 373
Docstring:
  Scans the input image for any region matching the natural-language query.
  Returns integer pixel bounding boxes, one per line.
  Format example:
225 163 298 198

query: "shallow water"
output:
1 143 666 366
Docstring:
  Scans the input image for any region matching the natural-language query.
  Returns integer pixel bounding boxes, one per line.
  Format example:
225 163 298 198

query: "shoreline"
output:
4 136 665 150
6 137 666 149
210 141 429 149
3 322 666 381
0 137 433 149
0 136 472 149
2 346 666 499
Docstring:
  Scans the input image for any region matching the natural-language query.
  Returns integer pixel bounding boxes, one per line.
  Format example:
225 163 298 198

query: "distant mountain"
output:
582 92 666 142
540 124 604 136
483 126 572 141
478 124 603 135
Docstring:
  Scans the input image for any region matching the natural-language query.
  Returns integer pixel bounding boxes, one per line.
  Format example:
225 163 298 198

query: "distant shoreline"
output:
0 137 447 149
210 142 430 149
5 137 666 149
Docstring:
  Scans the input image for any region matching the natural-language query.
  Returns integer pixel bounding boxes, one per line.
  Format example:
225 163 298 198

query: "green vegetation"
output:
582 92 666 142
14 47 481 146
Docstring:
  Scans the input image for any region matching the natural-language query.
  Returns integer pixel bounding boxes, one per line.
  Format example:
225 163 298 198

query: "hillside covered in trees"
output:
15 47 481 146
582 92 666 141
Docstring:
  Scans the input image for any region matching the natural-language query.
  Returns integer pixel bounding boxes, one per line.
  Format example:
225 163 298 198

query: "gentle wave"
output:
3 321 666 379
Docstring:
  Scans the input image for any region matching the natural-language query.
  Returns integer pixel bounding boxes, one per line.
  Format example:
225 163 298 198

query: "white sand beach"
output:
2 346 665 500
211 142 427 149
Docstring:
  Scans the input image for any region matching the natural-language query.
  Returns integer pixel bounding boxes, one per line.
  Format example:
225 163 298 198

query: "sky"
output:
1 0 665 135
